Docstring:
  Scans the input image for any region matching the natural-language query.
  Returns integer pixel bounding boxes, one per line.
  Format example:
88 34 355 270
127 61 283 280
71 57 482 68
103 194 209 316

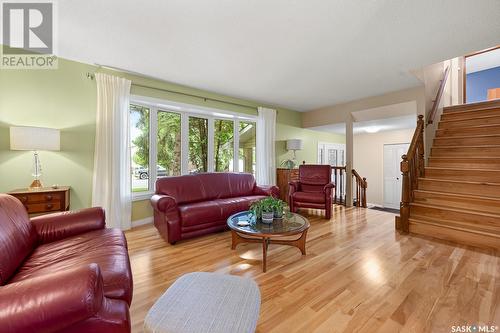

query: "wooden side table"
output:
276 168 299 204
8 186 70 215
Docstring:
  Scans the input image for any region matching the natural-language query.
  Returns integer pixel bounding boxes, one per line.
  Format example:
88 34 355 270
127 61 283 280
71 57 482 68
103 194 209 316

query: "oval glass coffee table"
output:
227 211 310 272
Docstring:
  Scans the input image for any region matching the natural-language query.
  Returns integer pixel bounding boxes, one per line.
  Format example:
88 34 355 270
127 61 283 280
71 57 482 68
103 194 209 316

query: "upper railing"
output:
352 169 367 208
427 66 450 125
331 166 367 208
398 115 425 232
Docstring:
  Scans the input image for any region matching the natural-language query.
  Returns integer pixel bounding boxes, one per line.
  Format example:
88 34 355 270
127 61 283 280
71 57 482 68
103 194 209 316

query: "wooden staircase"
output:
405 99 500 249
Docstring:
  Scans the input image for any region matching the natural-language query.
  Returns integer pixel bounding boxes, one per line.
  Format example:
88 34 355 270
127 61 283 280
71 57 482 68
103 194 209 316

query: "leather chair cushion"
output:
292 191 326 204
0 194 37 285
10 228 133 305
299 165 331 185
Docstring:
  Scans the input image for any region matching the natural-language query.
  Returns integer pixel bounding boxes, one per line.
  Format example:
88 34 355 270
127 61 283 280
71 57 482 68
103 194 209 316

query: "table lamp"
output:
286 139 303 164
10 126 60 190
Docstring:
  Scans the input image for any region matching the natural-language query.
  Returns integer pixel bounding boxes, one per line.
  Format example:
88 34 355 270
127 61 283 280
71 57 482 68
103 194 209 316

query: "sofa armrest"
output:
0 264 105 333
289 181 301 195
151 194 178 212
254 185 280 198
31 207 105 244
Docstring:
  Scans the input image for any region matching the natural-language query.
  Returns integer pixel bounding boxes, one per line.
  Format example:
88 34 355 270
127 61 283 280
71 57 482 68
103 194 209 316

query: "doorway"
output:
383 143 409 209
463 46 500 103
317 142 345 166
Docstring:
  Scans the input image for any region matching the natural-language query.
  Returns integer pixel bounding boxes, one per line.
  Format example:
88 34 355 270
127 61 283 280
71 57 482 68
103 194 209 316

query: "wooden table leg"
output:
231 230 237 250
262 237 267 273
297 229 308 255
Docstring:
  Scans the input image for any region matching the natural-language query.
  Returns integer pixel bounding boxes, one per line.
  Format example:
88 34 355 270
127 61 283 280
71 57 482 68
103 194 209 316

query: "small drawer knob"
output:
46 204 53 209
20 196 28 202
45 195 53 201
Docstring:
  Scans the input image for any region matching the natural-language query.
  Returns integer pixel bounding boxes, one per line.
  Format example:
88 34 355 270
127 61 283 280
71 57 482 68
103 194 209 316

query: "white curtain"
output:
92 73 132 230
256 107 276 185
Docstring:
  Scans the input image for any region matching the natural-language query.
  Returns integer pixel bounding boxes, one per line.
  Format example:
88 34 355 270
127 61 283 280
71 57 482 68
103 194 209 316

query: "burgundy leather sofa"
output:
151 172 279 244
289 164 335 219
0 194 132 333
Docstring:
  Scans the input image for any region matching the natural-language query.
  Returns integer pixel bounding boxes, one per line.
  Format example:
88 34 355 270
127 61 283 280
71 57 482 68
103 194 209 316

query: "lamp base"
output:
29 179 43 190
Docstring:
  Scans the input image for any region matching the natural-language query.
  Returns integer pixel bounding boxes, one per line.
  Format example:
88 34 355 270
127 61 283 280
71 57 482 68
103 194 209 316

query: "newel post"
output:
417 115 425 178
400 154 410 233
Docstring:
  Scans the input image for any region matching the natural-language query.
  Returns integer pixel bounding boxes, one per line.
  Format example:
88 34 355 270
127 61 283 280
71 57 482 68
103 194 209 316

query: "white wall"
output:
353 128 414 207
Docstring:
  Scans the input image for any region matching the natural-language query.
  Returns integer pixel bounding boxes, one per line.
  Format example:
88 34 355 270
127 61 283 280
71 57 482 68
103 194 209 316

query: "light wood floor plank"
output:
125 206 500 333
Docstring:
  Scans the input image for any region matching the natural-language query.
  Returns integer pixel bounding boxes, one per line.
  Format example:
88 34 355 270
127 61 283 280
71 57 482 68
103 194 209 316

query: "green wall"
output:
0 57 343 222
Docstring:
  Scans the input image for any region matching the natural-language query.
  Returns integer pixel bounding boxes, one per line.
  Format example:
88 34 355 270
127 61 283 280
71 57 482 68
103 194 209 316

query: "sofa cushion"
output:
216 196 266 217
10 228 133 305
292 191 326 204
179 201 223 227
0 194 37 285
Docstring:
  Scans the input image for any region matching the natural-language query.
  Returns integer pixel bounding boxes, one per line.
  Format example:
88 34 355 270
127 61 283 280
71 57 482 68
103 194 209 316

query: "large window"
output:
130 104 150 192
157 111 181 176
214 119 234 172
188 116 208 173
129 100 257 197
239 121 256 175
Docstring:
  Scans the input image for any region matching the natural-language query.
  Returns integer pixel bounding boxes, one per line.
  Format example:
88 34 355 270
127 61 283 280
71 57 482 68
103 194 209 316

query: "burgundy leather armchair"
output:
289 165 334 219
0 194 132 333
151 172 279 244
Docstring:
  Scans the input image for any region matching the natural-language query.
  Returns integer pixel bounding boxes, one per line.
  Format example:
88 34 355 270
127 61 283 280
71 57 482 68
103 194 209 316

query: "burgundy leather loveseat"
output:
0 194 132 333
151 172 279 244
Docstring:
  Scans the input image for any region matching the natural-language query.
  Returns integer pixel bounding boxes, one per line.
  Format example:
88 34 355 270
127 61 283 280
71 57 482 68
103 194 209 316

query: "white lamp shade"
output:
286 139 303 151
10 126 60 151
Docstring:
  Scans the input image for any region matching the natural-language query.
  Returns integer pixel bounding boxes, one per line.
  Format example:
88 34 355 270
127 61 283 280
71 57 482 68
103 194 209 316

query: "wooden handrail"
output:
352 169 367 208
399 115 425 232
427 66 450 125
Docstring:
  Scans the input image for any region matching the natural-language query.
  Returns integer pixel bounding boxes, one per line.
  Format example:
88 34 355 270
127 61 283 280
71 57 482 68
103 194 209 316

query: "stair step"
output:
431 145 500 157
441 106 500 120
436 124 500 137
413 190 500 214
418 178 500 198
409 218 500 250
443 99 500 113
410 203 500 232
438 115 500 129
425 167 500 182
441 106 500 121
428 157 500 170
434 134 500 146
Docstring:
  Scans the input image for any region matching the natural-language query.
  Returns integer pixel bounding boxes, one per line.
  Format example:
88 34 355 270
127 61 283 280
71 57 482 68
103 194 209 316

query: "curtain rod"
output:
87 64 258 111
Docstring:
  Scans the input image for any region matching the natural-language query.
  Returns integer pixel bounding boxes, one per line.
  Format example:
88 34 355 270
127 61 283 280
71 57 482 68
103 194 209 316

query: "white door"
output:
383 143 410 209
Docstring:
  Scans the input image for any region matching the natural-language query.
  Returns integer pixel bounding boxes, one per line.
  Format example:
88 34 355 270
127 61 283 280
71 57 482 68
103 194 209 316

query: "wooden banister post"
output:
400 154 410 233
362 177 367 208
417 115 425 178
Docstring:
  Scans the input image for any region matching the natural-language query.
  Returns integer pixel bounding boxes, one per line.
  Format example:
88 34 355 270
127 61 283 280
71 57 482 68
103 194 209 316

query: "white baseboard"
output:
131 216 153 228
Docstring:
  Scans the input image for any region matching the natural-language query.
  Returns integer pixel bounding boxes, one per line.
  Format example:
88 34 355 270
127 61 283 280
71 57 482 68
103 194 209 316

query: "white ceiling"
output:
310 115 417 135
58 1 500 111
466 48 500 73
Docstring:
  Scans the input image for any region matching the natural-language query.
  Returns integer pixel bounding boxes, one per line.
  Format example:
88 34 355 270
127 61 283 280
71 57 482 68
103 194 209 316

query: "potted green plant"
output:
250 197 276 224
273 198 285 218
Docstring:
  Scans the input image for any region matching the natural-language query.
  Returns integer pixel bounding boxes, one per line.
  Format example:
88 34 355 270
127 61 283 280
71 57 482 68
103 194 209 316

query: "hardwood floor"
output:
125 206 500 333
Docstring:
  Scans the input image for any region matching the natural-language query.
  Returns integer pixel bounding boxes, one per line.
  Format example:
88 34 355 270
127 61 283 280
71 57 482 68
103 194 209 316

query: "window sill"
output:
132 191 154 202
